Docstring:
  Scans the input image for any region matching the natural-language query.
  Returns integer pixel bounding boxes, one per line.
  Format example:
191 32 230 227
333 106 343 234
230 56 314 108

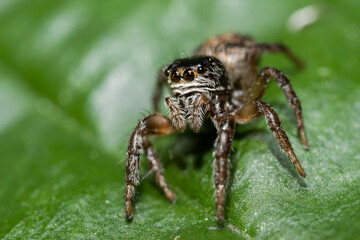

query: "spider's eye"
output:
197 65 206 74
164 69 170 77
183 69 195 81
170 70 181 83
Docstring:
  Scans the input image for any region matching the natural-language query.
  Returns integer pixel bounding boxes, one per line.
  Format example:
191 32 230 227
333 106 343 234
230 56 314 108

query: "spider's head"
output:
164 56 228 96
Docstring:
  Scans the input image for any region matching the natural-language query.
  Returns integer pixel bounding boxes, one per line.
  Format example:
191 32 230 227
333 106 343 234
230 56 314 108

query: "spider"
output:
125 32 309 222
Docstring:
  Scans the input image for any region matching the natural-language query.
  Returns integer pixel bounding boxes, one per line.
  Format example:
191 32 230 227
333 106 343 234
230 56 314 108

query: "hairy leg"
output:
243 66 309 149
142 138 176 203
252 43 305 69
233 100 306 178
212 109 236 222
233 101 260 123
126 114 176 219
257 101 307 178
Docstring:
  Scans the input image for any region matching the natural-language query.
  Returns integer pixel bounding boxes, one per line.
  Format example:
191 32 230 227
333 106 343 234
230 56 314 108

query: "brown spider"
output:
125 33 309 223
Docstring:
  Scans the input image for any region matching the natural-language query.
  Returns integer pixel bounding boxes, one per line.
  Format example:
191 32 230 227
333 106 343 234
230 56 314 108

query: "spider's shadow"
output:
234 128 307 187
166 116 306 187
142 113 307 221
168 120 218 170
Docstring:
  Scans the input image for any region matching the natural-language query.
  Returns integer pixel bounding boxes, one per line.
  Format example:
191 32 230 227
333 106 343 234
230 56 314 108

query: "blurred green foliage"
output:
0 0 359 239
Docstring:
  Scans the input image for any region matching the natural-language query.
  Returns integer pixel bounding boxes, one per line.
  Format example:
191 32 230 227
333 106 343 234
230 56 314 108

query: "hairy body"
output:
125 32 308 222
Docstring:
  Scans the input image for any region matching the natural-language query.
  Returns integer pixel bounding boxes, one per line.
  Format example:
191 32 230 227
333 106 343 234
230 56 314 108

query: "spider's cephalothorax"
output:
125 32 309 223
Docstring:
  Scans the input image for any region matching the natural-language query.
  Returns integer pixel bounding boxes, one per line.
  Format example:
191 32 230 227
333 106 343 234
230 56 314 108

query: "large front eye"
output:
183 69 195 81
170 70 181 83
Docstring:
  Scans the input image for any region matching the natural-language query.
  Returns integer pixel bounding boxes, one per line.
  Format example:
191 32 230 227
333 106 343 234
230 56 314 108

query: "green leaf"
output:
1 0 359 239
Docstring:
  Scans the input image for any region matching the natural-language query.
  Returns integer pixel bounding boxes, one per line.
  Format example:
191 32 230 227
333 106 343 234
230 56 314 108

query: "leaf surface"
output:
0 0 359 239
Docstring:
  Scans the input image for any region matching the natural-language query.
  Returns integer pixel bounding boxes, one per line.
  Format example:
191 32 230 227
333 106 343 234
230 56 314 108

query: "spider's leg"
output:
126 114 176 219
153 68 168 112
143 138 176 202
233 100 306 178
244 67 309 149
233 101 261 124
212 111 236 222
252 43 305 69
257 101 307 178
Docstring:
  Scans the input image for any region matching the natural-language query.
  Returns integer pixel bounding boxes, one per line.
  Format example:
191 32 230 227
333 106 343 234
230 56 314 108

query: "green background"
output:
0 0 359 239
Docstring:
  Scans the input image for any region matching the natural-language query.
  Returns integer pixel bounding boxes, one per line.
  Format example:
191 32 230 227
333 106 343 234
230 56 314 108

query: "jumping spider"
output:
125 33 309 222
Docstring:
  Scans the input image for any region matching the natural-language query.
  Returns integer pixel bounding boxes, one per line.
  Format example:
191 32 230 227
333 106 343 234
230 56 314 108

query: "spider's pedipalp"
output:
187 94 210 132
165 97 186 132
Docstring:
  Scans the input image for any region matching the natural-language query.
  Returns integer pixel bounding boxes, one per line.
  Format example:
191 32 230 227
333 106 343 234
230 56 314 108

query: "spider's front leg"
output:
211 108 236 222
126 114 176 219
